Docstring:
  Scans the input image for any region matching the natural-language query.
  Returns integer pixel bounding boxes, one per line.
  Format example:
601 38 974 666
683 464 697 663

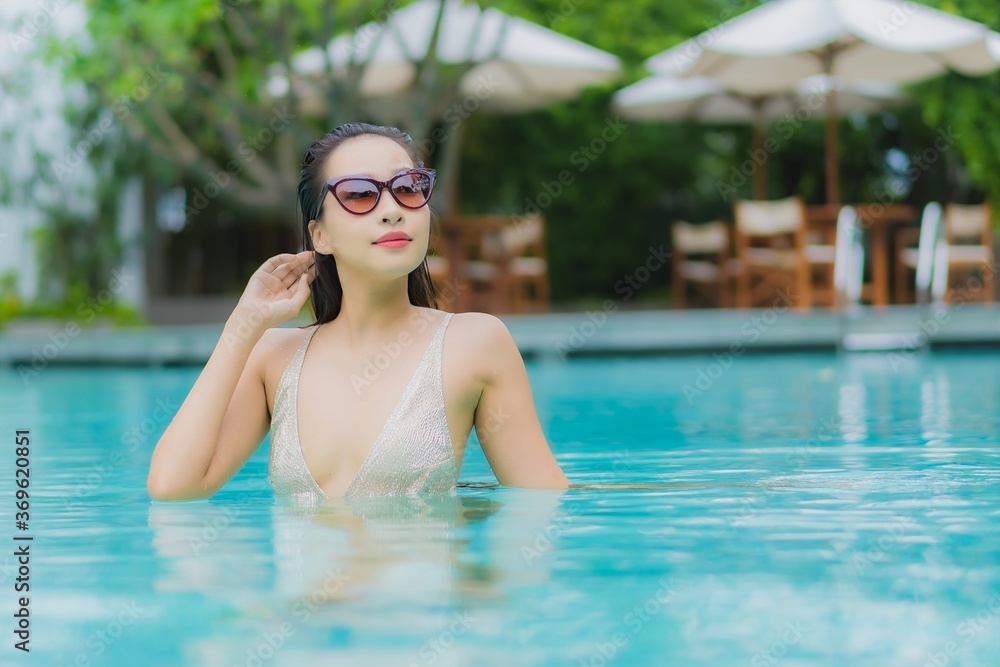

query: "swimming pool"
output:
2 349 998 666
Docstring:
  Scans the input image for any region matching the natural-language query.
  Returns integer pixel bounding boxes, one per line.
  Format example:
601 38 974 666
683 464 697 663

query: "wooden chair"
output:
466 215 551 313
733 197 812 309
894 202 994 305
434 215 550 314
495 214 550 313
671 220 731 308
936 202 995 303
804 222 837 306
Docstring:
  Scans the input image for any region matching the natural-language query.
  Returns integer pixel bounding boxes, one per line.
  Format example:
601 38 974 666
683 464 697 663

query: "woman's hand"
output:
231 251 317 334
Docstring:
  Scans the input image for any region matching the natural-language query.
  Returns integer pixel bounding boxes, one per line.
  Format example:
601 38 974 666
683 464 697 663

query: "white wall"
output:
0 0 146 312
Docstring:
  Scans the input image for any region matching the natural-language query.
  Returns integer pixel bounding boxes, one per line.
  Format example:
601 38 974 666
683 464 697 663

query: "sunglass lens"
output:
391 172 432 208
335 180 379 213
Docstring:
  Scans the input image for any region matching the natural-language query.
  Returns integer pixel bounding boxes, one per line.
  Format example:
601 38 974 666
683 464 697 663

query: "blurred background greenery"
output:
3 0 998 319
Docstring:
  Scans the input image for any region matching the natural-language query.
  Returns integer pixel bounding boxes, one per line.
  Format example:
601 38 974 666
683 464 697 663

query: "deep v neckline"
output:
291 313 450 498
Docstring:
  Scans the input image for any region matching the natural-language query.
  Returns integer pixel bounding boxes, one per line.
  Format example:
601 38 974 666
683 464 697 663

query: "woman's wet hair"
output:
296 122 439 324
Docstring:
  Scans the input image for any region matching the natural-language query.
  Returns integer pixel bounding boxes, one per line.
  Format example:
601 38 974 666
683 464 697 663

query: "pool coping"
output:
1 303 998 366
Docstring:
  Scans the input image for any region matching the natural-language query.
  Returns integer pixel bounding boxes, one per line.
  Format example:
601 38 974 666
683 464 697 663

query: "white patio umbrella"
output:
275 0 621 213
299 0 621 110
611 73 905 198
643 0 1000 203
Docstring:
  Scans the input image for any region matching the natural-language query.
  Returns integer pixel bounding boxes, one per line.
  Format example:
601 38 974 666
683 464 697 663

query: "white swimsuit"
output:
268 312 458 502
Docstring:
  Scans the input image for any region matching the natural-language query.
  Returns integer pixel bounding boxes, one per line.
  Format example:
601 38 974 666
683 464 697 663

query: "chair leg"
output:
737 268 750 308
984 257 996 302
674 269 686 309
894 254 907 305
796 263 811 310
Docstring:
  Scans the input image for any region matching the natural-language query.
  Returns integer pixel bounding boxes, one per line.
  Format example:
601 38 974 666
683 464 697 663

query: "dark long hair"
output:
297 122 439 325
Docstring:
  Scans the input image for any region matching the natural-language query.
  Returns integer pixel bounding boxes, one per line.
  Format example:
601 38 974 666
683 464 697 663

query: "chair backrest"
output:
734 197 806 237
500 215 545 256
915 201 943 305
672 221 729 255
945 202 992 245
833 206 864 305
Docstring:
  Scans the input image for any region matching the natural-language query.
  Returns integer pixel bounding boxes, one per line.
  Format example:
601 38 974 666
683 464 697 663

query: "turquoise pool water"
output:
1 350 999 666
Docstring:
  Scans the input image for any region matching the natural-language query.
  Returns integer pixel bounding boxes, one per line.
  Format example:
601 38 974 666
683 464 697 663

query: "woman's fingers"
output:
267 251 316 289
292 272 312 307
258 253 300 274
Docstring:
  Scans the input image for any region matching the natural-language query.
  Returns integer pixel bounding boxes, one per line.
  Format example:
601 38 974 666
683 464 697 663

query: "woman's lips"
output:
374 239 411 248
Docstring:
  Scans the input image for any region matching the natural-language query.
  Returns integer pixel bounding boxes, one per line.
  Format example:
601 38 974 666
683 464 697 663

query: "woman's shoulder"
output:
424 308 507 338
254 323 318 385
436 310 517 366
258 322 317 352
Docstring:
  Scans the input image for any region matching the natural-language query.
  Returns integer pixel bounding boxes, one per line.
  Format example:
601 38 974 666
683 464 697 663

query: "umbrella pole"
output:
438 120 466 217
752 109 767 200
825 89 840 205
820 50 840 206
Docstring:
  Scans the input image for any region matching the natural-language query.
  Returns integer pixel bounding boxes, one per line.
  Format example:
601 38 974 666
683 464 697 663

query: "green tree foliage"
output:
459 0 998 303
919 0 1000 216
28 0 1000 307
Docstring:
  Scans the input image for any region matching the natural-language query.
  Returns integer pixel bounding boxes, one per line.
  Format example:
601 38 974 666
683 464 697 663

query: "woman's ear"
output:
309 219 332 255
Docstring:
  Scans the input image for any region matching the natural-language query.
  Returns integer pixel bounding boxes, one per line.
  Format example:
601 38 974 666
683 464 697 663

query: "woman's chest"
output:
265 336 483 489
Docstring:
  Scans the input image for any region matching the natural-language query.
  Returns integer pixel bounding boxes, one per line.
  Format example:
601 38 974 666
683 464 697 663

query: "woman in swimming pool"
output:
147 122 569 501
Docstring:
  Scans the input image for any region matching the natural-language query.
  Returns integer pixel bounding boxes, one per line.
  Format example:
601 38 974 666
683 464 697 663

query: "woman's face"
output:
309 135 431 279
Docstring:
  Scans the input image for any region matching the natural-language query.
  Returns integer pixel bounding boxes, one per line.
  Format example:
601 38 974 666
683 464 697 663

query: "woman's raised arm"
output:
146 252 315 501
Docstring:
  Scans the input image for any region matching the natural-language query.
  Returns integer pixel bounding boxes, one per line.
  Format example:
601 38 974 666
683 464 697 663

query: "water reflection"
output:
147 488 568 608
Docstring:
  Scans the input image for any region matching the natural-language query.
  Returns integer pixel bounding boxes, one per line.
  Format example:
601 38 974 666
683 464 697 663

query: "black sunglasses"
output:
325 168 436 215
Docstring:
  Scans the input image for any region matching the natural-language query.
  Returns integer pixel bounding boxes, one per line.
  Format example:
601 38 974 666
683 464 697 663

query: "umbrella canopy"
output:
611 73 905 198
290 0 621 115
277 0 621 214
643 0 1000 202
612 73 903 122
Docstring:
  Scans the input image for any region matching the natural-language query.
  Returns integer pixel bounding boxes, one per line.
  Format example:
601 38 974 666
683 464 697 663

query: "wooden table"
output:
807 203 917 307
437 215 514 313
